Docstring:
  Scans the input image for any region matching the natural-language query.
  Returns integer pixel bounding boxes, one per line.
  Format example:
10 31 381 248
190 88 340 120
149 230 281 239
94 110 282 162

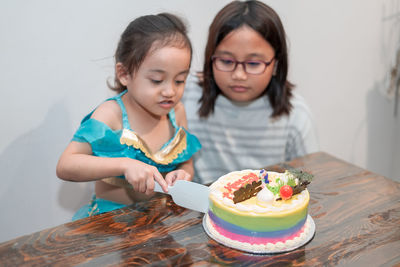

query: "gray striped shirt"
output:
182 76 319 184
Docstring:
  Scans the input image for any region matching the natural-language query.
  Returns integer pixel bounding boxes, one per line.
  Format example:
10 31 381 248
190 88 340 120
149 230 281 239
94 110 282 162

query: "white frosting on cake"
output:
209 169 308 213
256 187 274 207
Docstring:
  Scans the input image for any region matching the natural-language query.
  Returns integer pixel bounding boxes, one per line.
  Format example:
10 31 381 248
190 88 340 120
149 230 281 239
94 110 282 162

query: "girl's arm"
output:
56 141 126 182
56 101 169 194
174 101 189 132
164 101 195 185
56 141 168 194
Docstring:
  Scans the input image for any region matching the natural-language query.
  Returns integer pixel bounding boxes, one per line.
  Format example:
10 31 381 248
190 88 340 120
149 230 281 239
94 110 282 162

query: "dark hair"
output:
109 13 192 93
199 0 293 118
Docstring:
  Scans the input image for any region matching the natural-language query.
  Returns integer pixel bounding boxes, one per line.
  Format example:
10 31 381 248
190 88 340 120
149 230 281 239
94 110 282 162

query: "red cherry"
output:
280 185 293 200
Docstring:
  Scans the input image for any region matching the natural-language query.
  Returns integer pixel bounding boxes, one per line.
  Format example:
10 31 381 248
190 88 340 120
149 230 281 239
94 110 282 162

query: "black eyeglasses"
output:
212 56 274 75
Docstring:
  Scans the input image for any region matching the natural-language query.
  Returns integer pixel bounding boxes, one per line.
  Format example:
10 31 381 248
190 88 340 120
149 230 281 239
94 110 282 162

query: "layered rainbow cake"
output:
205 169 313 253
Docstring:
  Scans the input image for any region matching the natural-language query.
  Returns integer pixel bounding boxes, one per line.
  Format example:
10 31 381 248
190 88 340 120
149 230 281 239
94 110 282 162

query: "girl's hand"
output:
123 159 168 195
165 169 191 186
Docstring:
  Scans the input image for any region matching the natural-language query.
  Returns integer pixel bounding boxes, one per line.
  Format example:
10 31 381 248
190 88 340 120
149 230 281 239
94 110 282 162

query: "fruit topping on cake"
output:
230 169 313 204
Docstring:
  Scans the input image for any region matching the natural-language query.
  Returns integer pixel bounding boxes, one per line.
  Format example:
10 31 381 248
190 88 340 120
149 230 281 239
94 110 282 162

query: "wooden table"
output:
1 152 399 266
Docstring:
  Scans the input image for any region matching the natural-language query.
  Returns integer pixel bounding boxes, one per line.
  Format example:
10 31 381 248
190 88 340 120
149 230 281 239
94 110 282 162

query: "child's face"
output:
121 45 191 117
213 25 276 103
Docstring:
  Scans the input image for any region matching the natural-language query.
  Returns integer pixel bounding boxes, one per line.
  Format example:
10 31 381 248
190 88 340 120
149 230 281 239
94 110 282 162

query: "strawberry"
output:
280 185 293 200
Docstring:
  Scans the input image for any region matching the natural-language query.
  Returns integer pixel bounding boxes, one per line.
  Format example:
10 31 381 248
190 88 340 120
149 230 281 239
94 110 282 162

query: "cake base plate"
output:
203 214 315 254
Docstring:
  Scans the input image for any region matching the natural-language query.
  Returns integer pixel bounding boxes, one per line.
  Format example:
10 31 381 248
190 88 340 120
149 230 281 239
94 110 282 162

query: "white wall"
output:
0 0 399 243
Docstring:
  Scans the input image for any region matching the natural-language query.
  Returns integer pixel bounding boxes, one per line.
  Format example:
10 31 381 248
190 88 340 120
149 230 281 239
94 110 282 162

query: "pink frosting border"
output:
210 219 306 245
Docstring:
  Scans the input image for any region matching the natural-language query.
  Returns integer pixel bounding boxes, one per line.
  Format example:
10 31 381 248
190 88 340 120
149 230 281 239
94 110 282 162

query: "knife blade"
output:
154 180 209 213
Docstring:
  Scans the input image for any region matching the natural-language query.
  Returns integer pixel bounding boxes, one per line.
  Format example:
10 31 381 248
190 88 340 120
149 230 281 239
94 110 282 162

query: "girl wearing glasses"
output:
182 0 318 184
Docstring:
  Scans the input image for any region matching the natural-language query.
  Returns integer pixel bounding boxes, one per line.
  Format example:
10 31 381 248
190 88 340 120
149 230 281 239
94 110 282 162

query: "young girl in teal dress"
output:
56 13 201 220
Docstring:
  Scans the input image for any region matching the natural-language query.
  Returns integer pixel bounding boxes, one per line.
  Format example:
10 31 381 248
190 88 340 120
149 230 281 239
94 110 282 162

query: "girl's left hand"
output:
165 169 191 186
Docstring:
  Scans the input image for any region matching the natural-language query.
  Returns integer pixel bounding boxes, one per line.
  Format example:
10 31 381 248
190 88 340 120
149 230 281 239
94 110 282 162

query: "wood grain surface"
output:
1 152 399 266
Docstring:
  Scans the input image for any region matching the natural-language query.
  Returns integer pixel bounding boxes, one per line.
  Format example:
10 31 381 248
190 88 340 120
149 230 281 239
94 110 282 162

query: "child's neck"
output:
122 93 170 134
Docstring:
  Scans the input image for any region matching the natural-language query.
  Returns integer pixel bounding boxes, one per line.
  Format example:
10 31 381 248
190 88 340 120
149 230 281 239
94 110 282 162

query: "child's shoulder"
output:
173 101 187 127
91 100 122 130
290 92 311 112
288 92 314 122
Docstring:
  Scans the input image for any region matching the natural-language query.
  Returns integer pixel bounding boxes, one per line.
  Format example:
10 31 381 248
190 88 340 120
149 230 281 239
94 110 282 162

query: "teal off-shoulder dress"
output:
71 90 201 220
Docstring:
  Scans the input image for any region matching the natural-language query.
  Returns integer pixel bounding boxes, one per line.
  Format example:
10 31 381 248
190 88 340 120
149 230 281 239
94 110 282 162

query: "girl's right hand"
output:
123 159 168 195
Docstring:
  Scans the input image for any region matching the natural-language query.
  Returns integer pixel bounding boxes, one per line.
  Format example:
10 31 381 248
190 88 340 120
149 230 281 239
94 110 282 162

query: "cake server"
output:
154 180 209 213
